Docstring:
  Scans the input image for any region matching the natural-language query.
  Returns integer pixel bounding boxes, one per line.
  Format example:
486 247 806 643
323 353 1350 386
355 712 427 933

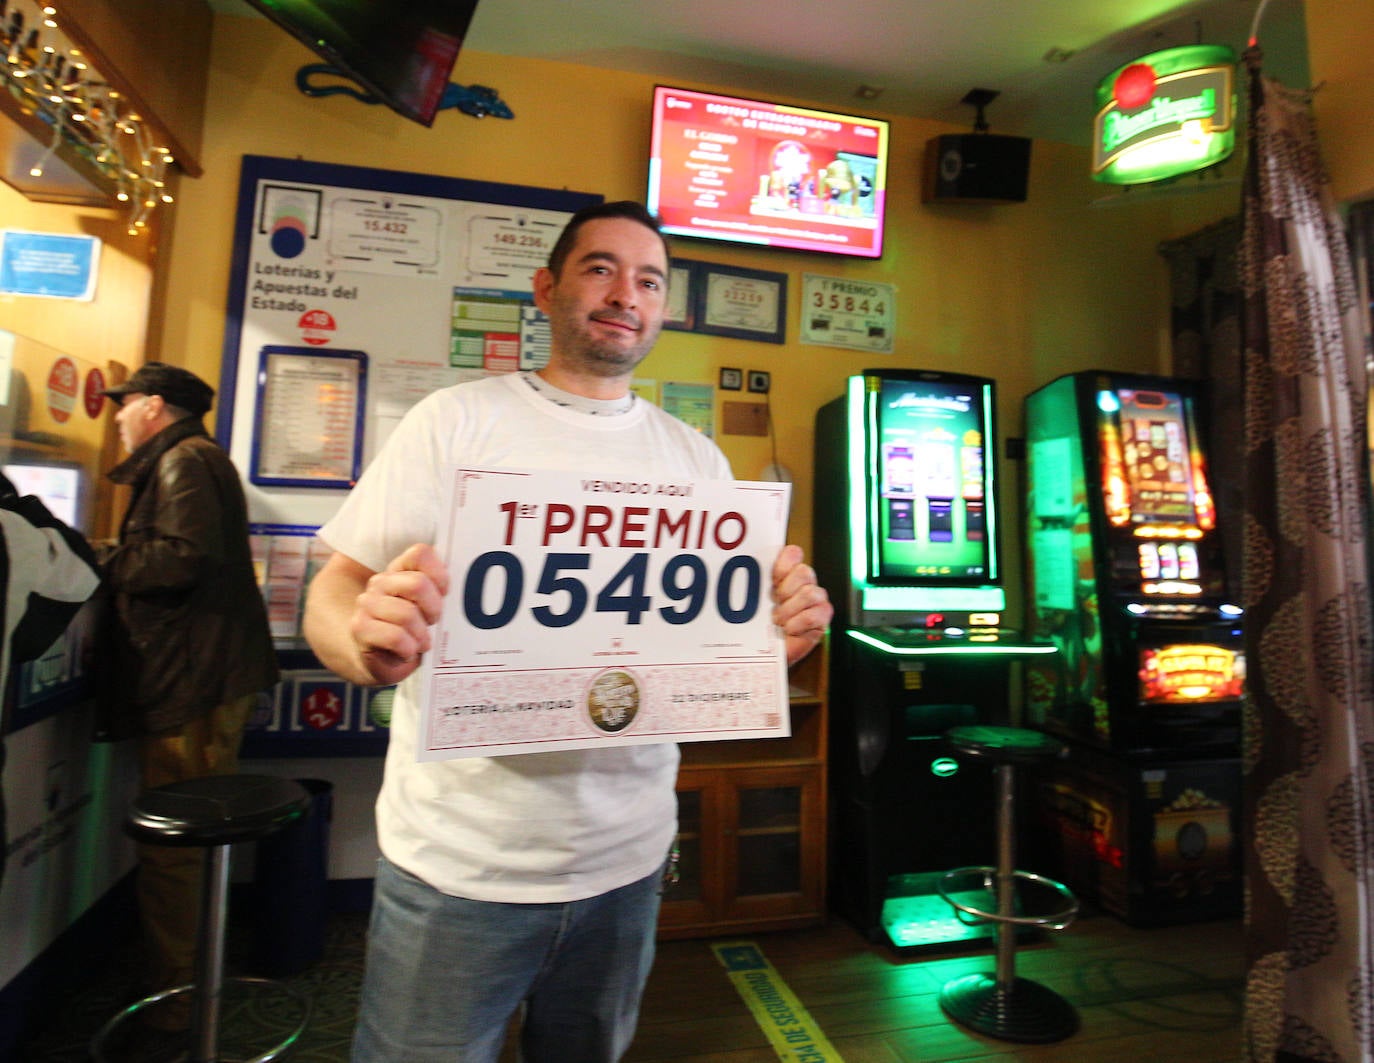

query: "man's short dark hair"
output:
546 201 670 278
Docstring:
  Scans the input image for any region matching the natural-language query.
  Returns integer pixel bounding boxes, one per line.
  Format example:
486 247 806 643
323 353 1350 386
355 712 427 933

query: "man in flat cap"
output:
99 362 278 1027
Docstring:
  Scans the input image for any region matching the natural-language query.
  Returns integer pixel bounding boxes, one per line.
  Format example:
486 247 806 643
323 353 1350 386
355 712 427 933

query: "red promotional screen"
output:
647 86 890 259
1138 644 1244 703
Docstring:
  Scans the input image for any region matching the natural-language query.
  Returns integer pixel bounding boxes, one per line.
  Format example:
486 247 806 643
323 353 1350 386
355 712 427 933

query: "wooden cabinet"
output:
658 639 828 939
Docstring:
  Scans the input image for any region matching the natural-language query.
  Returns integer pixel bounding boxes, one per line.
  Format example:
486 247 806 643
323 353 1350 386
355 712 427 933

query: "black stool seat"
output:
945 724 1065 765
93 774 314 1063
936 726 1079 1044
126 773 311 847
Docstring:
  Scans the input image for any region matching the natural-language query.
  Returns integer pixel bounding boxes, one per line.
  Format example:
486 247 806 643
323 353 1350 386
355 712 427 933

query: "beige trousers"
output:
135 693 255 992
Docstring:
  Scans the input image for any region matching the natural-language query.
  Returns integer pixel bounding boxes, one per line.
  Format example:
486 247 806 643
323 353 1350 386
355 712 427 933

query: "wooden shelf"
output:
0 0 212 207
55 0 212 177
0 90 113 207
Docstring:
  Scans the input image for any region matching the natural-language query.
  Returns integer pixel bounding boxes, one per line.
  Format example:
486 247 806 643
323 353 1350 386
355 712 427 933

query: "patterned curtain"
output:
1238 47 1374 1063
1351 204 1374 571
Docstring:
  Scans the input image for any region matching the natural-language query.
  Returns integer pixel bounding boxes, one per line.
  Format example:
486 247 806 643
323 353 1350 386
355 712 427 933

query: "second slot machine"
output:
1023 370 1243 925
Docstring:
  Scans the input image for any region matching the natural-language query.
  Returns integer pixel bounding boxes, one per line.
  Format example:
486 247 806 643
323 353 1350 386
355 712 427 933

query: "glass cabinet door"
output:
666 787 705 904
735 783 803 897
723 765 823 921
660 774 719 930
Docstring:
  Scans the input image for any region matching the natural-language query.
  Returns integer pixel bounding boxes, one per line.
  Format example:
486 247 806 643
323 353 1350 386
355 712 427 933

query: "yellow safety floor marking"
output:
711 941 847 1063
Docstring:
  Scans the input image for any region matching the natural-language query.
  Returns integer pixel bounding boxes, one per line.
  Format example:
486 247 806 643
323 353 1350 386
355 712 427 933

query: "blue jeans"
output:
352 856 663 1062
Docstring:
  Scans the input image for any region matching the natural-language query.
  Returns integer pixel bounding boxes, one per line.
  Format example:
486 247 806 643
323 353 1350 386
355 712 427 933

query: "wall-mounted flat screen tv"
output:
647 85 890 259
242 0 479 126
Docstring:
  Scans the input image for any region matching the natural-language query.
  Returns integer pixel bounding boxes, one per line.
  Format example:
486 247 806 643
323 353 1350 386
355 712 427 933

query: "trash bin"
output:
253 777 333 976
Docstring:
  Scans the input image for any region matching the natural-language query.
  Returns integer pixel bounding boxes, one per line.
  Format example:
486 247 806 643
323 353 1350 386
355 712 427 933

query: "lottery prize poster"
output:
217 155 599 532
800 273 896 353
417 467 794 759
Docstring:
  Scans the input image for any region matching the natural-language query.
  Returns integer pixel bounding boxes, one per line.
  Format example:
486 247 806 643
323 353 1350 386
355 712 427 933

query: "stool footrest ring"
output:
937 866 1079 931
90 975 311 1063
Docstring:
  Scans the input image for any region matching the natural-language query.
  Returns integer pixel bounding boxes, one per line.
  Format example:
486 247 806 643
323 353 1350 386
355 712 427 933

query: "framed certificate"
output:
696 262 787 344
663 258 699 332
250 346 367 489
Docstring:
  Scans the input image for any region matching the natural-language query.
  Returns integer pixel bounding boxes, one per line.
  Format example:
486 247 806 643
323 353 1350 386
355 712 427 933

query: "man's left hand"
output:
771 544 833 666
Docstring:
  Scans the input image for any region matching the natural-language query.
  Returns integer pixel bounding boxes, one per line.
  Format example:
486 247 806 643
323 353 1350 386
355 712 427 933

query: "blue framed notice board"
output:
220 156 600 755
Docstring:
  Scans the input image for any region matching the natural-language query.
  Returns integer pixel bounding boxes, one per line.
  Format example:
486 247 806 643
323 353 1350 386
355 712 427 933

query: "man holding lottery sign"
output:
304 201 832 1063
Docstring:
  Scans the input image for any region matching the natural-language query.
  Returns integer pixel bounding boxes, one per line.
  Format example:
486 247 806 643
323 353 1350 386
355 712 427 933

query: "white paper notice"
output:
800 273 895 353
416 467 793 759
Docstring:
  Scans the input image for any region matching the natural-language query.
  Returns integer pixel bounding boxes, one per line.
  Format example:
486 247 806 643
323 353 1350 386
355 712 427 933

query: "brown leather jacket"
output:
99 417 278 737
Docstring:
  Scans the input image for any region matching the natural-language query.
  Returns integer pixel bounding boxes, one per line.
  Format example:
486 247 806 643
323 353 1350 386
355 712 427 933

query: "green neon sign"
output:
1092 45 1236 185
1103 88 1217 150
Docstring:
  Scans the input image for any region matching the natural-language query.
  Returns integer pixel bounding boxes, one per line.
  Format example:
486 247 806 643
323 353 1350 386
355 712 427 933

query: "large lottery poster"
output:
217 155 600 531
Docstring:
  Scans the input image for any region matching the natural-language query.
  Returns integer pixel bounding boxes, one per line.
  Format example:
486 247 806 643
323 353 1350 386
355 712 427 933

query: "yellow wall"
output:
1305 0 1374 204
0 182 158 537
0 183 157 374
157 15 1241 621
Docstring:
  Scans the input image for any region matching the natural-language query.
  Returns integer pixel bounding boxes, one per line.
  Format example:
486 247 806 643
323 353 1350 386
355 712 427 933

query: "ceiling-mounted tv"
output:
242 0 480 127
647 85 890 259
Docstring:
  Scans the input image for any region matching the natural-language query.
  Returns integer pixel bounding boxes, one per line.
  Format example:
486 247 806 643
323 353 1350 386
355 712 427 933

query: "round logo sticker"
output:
47 356 79 424
586 670 641 734
302 686 344 731
84 367 107 418
298 308 336 346
368 688 395 728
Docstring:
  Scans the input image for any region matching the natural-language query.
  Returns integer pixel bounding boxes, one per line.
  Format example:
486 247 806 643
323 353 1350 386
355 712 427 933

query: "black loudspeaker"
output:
922 133 1032 203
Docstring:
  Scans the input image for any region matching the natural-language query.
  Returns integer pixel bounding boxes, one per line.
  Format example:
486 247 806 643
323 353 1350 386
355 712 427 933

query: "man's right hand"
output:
352 543 450 685
305 543 449 687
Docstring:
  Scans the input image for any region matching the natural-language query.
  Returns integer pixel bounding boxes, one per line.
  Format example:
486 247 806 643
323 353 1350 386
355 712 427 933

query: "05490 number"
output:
462 551 763 630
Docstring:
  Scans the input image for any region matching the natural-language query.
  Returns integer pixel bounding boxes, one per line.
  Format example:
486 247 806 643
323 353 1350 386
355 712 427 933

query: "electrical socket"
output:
747 370 771 394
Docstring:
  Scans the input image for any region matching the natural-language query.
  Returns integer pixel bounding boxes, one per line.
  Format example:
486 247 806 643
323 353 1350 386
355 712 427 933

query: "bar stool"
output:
936 725 1080 1043
92 774 314 1063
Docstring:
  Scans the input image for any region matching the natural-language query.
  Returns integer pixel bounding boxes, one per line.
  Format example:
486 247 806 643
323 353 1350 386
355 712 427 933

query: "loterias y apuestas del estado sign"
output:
1092 44 1236 185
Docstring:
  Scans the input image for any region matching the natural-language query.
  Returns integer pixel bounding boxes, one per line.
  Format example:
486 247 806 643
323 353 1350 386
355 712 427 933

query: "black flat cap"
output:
101 362 215 416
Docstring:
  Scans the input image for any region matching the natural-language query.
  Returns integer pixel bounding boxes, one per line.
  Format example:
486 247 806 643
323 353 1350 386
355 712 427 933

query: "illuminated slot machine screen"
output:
1097 385 1216 596
1097 385 1242 709
862 371 998 589
1138 641 1245 705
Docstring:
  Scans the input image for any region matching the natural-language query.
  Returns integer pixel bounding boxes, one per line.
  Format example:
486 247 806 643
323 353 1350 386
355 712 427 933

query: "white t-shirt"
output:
319 372 732 902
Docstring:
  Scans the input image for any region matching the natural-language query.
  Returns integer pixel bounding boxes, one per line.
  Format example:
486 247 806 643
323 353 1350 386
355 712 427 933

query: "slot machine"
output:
1022 371 1243 925
1023 371 1242 752
815 368 1054 949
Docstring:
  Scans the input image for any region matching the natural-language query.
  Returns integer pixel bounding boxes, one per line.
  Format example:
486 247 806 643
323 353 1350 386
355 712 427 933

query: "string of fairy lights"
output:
0 0 174 234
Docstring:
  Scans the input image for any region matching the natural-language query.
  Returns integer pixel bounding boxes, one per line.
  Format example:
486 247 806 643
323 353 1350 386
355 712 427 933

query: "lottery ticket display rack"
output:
240 524 391 759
